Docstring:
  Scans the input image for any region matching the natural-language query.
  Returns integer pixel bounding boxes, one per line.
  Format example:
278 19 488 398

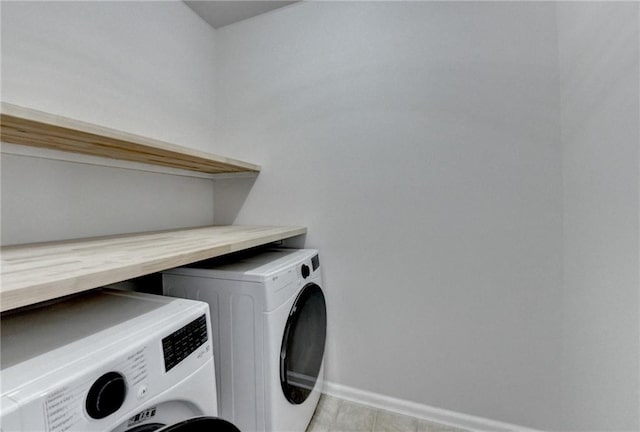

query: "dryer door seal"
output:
280 283 327 405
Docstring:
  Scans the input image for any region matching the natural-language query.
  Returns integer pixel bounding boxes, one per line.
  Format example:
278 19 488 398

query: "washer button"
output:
137 385 148 399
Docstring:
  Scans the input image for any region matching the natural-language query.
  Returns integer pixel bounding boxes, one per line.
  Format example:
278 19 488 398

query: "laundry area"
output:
1 1 639 432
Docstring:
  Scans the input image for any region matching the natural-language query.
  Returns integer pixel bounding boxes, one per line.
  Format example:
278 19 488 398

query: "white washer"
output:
0 289 240 432
162 248 327 432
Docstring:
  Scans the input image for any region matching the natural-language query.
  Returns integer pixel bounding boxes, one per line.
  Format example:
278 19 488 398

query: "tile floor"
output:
306 395 468 432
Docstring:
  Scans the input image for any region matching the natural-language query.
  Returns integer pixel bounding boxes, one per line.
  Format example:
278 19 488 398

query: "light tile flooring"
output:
306 395 468 432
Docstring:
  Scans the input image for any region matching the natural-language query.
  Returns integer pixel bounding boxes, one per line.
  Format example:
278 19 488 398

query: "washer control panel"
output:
41 344 150 432
162 314 208 372
9 306 213 432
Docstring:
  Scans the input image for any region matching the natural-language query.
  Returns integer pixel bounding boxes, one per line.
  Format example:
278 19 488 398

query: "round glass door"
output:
280 283 327 405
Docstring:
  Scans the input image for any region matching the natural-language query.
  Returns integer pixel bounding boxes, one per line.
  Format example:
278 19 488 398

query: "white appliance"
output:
0 289 240 432
162 248 327 432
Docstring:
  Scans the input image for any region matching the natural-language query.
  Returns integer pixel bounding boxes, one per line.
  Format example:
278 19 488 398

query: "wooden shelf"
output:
0 103 260 175
0 225 306 312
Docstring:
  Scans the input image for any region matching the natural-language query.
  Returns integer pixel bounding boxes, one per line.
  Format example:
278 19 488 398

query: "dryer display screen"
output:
162 314 208 372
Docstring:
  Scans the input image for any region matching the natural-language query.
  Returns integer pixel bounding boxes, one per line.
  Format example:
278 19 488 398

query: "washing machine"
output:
162 248 327 432
0 289 240 432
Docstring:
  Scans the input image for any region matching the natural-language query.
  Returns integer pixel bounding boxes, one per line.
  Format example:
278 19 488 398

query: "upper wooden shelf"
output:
0 102 260 175
0 225 306 312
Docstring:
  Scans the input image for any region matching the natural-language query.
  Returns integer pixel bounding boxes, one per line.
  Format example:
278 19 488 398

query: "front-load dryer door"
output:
280 283 327 405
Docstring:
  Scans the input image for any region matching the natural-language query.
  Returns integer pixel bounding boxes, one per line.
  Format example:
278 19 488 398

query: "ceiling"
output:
184 1 299 29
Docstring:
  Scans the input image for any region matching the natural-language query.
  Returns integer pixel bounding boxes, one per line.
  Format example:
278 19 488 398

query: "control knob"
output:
86 371 127 419
301 264 310 279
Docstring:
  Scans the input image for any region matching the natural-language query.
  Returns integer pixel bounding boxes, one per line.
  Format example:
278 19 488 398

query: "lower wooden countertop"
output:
0 225 307 312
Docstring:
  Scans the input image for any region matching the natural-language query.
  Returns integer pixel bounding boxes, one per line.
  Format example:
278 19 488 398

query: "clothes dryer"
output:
0 289 240 432
162 249 327 432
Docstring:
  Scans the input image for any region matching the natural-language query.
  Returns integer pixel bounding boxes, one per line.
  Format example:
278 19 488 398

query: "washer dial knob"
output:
86 371 126 419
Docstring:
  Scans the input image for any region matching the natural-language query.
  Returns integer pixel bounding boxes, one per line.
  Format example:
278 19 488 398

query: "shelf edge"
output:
0 102 261 174
0 226 306 312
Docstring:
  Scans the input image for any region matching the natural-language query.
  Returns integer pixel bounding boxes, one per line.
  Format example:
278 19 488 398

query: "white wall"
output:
214 2 563 428
4 2 636 429
1 1 218 244
557 2 640 430
0 155 215 245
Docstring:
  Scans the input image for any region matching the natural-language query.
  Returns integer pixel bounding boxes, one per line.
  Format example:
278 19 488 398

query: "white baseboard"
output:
321 381 542 432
